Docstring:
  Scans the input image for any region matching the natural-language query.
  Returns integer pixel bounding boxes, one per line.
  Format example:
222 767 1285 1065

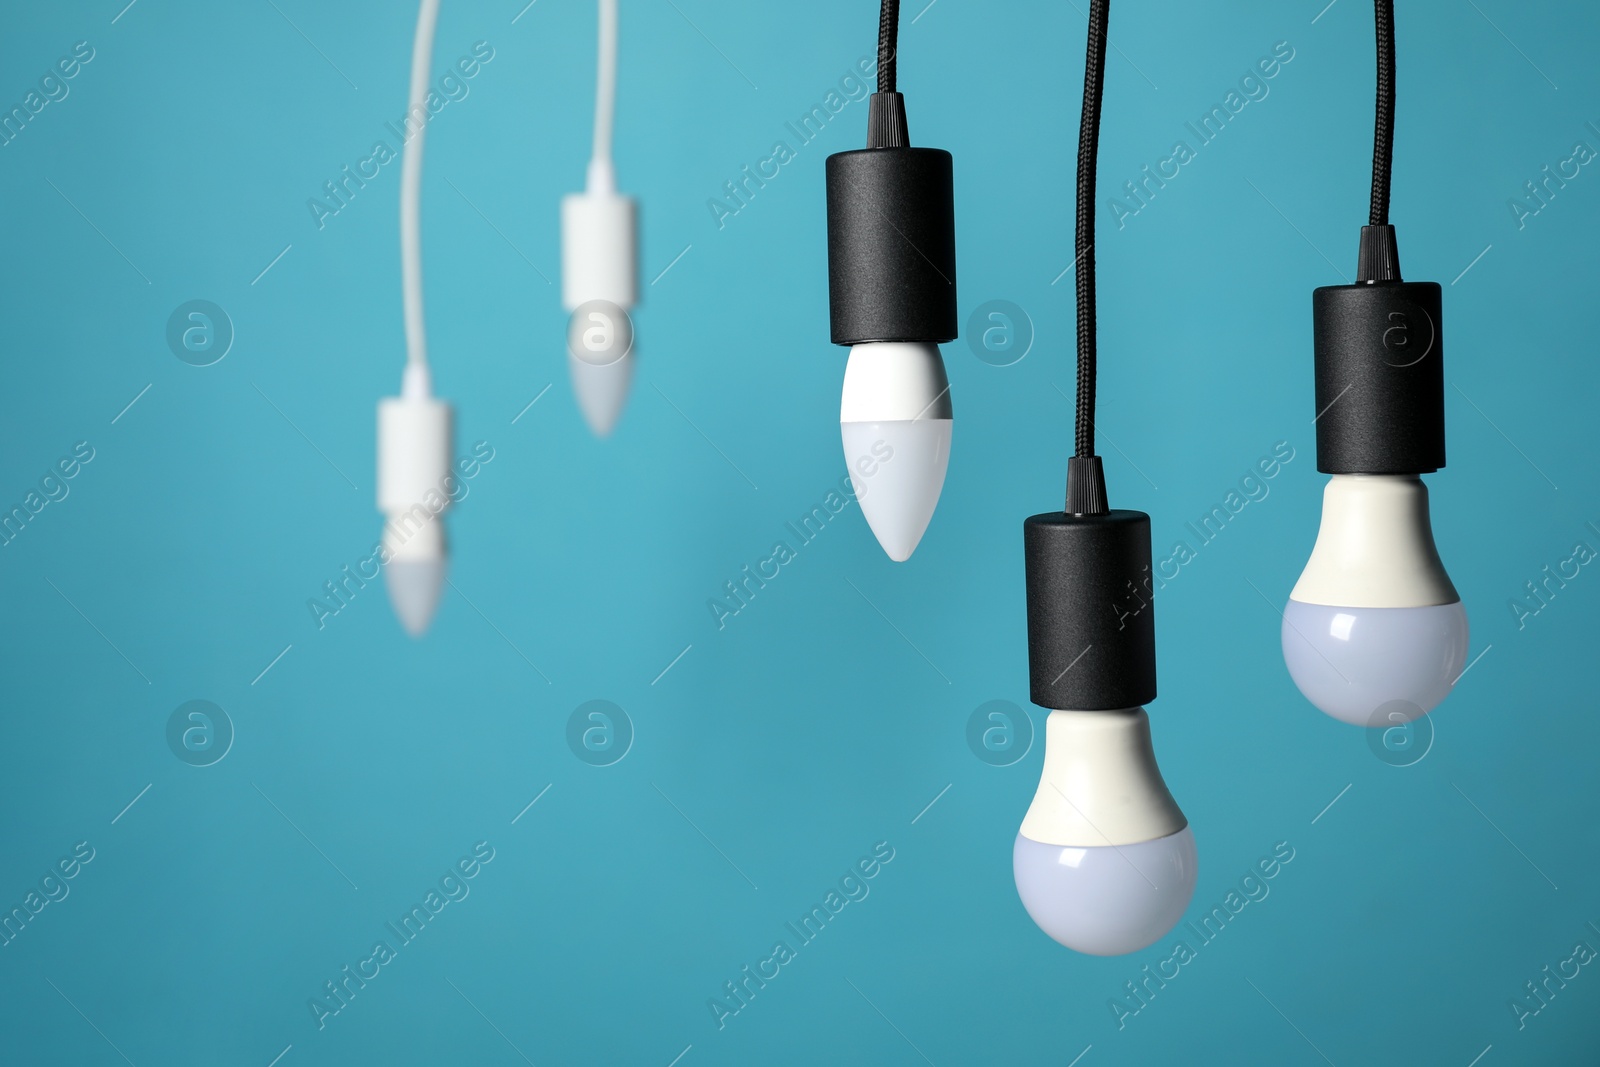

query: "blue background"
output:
2 1 1598 1064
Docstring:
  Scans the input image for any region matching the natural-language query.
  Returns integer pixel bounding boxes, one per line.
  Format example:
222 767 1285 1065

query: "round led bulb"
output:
1283 475 1468 726
840 341 953 562
1013 708 1197 956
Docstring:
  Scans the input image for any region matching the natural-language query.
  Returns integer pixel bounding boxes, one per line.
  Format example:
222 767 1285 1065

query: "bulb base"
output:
1023 510 1156 711
1019 708 1186 847
1290 474 1457 608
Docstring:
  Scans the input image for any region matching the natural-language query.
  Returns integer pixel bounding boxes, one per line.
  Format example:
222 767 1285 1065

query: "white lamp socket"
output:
561 191 637 311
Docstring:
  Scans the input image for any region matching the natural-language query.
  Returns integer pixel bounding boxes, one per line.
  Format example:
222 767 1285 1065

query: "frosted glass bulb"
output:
383 512 445 638
839 342 952 562
1014 828 1197 957
1284 475 1468 726
1013 709 1197 956
568 349 634 438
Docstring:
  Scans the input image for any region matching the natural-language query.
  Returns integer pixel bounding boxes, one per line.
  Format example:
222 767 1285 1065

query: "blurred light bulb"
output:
1283 474 1468 726
377 370 452 638
562 179 637 439
840 341 952 561
1013 708 1196 956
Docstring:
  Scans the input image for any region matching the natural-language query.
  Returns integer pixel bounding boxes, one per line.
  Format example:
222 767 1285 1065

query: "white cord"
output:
401 0 441 379
587 0 618 194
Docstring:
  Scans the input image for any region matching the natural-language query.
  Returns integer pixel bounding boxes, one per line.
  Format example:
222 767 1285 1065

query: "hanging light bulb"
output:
1013 0 1195 955
1282 0 1468 726
1017 507 1197 955
378 366 451 637
825 3 956 561
377 0 454 638
562 0 637 438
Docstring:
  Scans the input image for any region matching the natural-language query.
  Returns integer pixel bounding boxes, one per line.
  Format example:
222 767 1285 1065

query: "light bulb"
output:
377 369 452 638
1283 474 1467 726
825 97 958 560
1013 708 1196 956
562 174 637 439
840 341 952 561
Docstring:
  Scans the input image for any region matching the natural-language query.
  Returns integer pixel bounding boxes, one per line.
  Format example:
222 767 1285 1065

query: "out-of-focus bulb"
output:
562 183 637 438
1283 474 1468 726
377 369 452 637
840 341 952 562
1013 708 1196 956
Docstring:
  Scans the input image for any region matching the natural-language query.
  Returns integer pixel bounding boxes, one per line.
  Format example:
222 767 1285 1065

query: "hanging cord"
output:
1065 0 1110 515
400 0 441 383
1369 0 1394 227
866 0 909 149
1073 0 1109 460
588 0 618 193
1355 0 1400 283
877 0 899 93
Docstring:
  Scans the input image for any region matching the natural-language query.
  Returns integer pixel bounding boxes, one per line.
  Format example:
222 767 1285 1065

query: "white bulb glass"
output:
840 342 952 562
383 513 445 638
1013 709 1197 955
1284 474 1468 726
568 349 634 438
1014 827 1197 956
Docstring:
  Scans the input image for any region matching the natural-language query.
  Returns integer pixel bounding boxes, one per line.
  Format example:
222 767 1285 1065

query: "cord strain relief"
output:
586 158 617 195
401 362 433 399
1066 455 1108 516
1356 224 1402 283
866 92 909 149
